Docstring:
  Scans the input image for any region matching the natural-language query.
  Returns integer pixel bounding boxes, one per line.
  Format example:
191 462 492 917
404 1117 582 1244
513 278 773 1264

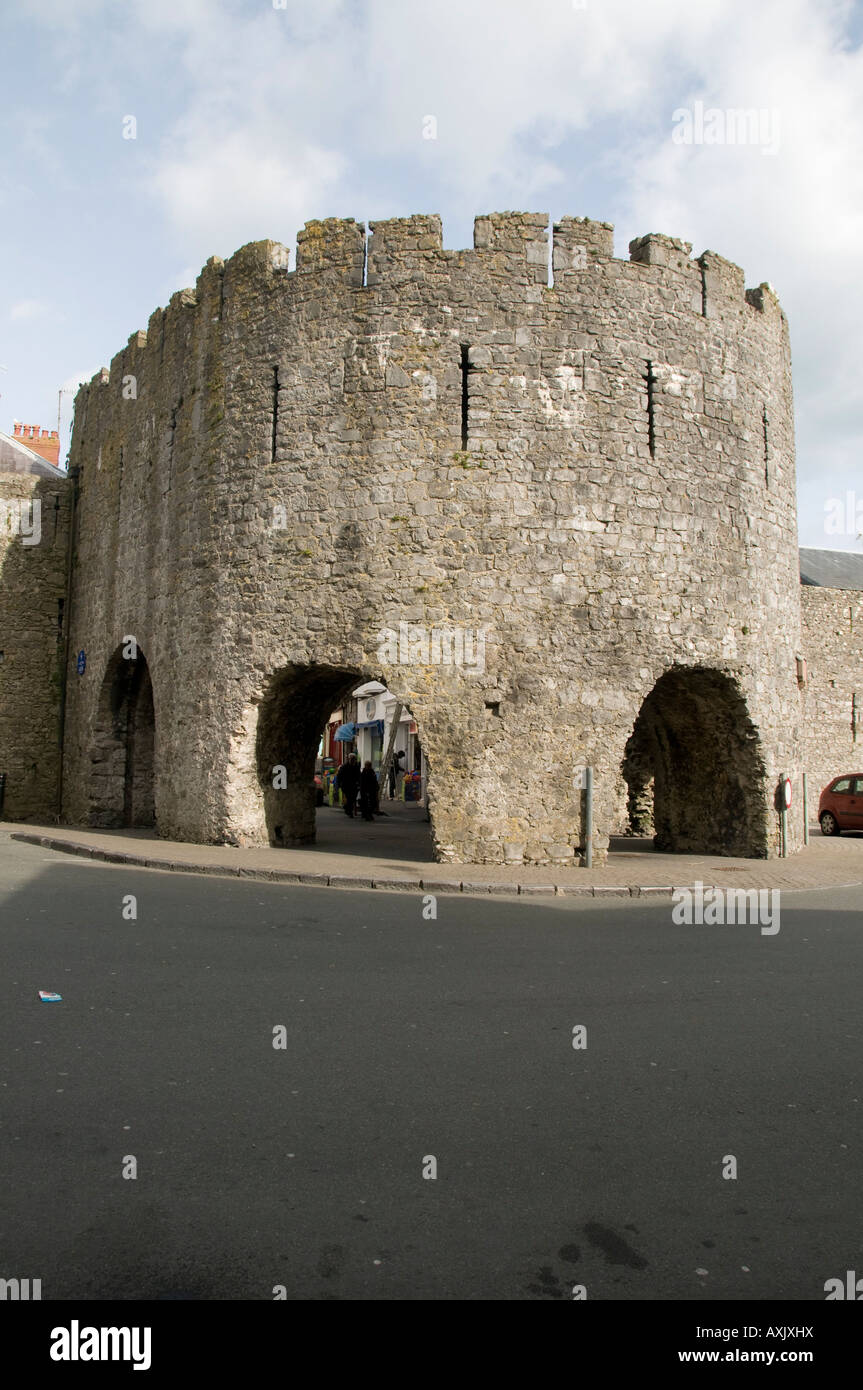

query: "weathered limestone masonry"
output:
801 588 863 799
58 213 806 863
0 469 71 818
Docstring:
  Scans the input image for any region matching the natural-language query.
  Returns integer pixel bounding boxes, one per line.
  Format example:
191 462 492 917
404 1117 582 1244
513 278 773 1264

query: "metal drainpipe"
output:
584 765 594 869
56 462 80 820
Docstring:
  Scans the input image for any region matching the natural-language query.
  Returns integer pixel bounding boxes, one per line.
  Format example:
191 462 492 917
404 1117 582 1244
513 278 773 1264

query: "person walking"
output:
388 747 406 800
359 760 379 821
335 754 360 817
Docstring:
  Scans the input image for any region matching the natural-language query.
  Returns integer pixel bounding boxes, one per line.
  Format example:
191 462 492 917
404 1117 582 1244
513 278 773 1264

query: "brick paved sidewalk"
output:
3 819 862 898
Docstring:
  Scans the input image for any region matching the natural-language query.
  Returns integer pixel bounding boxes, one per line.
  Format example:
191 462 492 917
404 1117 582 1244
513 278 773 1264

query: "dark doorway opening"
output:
90 646 156 828
621 667 767 858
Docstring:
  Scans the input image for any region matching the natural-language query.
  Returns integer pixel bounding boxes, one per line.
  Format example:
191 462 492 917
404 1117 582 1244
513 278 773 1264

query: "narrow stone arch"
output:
622 667 768 857
255 662 433 848
88 643 156 828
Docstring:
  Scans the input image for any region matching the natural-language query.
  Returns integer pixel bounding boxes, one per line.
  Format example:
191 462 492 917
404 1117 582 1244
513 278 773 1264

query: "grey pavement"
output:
4 803 863 897
0 835 861 1301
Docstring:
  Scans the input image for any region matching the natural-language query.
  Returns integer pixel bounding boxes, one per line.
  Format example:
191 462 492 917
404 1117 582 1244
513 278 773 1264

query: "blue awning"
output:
358 719 385 734
333 722 356 742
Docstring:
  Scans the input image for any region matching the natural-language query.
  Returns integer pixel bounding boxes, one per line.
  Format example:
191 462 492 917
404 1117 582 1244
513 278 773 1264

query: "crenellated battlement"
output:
296 219 363 280
71 206 795 563
553 216 614 275
76 212 788 413
629 232 693 270
68 200 796 643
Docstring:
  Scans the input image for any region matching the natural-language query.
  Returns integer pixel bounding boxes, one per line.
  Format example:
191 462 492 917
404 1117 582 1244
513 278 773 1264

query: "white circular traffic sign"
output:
782 777 792 809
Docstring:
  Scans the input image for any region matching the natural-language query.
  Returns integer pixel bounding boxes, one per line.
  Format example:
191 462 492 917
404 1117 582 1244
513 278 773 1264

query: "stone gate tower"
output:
55 213 803 864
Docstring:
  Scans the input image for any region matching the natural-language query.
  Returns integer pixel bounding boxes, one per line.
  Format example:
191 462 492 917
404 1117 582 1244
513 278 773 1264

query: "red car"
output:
818 774 863 836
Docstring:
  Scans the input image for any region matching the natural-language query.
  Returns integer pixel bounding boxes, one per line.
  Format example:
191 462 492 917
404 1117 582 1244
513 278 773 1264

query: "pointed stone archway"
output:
622 667 767 857
88 644 156 828
254 662 433 851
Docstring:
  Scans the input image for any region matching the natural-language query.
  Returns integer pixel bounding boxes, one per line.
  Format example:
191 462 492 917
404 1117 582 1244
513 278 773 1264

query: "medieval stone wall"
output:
60 212 805 863
800 586 863 807
0 469 71 820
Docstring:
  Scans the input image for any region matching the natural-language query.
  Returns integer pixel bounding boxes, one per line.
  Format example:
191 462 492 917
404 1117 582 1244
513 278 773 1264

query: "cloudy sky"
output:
1 0 861 548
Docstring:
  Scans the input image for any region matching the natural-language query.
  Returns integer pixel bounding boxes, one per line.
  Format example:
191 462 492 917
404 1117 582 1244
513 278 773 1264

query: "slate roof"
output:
799 547 863 591
0 430 66 479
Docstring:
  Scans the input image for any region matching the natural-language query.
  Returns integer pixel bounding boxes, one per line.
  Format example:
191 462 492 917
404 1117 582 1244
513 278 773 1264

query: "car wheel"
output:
820 811 841 837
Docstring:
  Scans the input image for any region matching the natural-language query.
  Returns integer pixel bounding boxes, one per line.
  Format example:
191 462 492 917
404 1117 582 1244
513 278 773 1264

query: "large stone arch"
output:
88 643 156 828
622 667 767 857
254 662 432 848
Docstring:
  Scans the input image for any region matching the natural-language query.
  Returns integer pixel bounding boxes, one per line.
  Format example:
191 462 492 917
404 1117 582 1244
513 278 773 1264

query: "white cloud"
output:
614 0 863 547
9 299 52 322
149 130 346 259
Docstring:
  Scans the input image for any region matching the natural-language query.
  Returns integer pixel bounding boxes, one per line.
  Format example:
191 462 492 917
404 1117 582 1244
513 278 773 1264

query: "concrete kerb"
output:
238 868 304 884
43 835 93 859
325 874 376 890
372 877 424 891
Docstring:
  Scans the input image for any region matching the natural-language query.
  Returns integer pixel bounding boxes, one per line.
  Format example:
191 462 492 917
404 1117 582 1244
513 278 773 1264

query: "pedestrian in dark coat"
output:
359 761 379 821
335 754 360 817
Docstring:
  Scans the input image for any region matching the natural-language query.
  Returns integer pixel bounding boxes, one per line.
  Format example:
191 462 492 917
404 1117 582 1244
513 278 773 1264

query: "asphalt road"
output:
0 838 860 1301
